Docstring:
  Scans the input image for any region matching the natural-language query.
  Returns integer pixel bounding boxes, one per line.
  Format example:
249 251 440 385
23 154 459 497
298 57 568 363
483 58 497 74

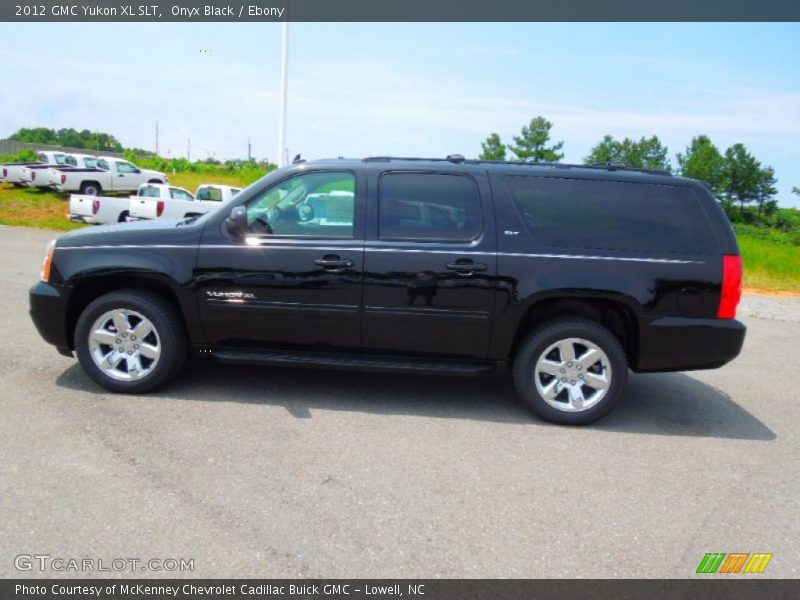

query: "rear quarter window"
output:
504 176 715 254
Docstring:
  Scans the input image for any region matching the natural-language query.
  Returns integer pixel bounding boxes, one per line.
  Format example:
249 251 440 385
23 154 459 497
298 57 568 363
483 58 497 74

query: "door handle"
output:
314 256 353 272
446 261 487 275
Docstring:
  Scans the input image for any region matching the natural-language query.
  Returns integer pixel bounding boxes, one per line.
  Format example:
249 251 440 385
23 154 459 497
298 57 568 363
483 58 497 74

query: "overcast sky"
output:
1 22 798 207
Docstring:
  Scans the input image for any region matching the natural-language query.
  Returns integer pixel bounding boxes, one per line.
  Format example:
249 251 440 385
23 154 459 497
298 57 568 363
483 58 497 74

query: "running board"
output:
206 347 493 377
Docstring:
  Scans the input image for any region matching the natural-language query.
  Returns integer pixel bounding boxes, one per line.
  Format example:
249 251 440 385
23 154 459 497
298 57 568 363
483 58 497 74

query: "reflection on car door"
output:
195 169 366 351
362 168 497 358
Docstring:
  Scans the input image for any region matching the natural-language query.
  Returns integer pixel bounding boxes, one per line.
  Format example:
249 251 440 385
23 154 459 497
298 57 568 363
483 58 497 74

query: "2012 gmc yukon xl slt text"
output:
29 157 746 425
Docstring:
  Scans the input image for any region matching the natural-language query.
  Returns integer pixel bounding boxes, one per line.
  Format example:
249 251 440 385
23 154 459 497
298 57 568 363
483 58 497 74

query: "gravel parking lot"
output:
1 225 798 578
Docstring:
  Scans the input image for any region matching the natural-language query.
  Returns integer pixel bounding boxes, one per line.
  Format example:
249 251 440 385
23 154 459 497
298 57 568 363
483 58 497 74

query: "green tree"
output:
753 166 778 215
585 135 671 171
9 127 58 144
584 134 621 164
7 126 123 152
479 133 506 161
721 143 762 213
507 117 564 163
676 135 724 196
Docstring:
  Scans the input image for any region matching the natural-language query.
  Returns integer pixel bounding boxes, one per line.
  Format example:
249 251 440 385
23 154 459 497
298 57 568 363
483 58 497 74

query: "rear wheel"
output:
118 210 129 222
513 319 628 425
75 290 187 393
80 181 101 196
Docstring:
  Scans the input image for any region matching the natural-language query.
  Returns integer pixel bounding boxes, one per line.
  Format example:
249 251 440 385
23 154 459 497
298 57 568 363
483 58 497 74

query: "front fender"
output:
52 244 202 346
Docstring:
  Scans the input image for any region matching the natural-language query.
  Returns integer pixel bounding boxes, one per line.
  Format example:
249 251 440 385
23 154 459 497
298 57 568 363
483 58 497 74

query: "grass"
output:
1 181 798 293
0 183 86 231
739 234 800 292
166 170 266 191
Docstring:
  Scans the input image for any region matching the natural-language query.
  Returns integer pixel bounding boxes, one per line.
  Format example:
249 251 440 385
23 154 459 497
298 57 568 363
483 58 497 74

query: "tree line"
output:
479 116 789 216
9 127 124 153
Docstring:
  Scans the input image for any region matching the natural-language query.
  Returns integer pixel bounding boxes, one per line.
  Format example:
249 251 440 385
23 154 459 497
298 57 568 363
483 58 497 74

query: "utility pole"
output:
277 21 289 167
155 121 159 156
187 138 191 161
248 137 252 162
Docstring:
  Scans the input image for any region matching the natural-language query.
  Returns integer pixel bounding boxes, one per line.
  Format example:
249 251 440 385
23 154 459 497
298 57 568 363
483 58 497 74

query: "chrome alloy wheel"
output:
534 337 612 412
88 309 161 381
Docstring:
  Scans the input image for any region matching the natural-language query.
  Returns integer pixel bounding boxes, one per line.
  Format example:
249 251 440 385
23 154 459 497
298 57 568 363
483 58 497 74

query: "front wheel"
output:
74 290 187 393
513 319 628 425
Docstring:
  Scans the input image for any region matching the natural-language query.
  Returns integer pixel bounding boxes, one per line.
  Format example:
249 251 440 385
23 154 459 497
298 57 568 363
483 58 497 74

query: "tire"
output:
513 318 628 425
74 289 187 393
118 210 129 222
80 182 101 196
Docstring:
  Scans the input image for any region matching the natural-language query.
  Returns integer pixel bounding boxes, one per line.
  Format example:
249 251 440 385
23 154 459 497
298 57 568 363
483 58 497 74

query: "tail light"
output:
31 171 37 181
718 255 743 319
157 200 165 217
2 168 7 177
61 174 67 184
92 199 100 215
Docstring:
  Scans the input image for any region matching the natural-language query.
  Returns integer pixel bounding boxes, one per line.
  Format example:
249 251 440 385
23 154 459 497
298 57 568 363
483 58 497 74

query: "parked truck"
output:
20 153 100 189
53 157 166 196
127 183 241 221
1 151 72 185
69 182 194 225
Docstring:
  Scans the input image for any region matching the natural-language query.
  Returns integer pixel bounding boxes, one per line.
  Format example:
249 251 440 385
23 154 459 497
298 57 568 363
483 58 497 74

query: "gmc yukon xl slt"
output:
29 157 745 425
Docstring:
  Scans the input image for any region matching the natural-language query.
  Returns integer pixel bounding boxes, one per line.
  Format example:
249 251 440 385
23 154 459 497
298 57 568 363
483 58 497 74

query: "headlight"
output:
40 239 56 282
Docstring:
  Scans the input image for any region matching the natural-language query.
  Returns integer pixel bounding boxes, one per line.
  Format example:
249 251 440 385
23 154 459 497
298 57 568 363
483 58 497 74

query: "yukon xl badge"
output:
206 290 256 300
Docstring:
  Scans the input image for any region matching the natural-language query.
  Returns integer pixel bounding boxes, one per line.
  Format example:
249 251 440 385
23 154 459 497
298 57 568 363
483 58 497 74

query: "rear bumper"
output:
30 281 73 355
68 213 97 224
635 316 746 372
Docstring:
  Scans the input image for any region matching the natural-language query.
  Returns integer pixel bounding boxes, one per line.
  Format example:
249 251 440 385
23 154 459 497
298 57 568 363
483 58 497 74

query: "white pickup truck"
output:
53 157 166 196
1 151 72 185
20 153 100 189
127 183 241 221
69 182 193 225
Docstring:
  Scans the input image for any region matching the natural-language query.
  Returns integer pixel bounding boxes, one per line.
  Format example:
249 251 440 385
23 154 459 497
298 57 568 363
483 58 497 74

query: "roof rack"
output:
364 155 470 164
362 156 672 176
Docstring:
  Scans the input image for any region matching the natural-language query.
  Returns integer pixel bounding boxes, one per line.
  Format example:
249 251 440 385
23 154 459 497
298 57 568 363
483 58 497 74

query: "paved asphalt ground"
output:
1 225 798 579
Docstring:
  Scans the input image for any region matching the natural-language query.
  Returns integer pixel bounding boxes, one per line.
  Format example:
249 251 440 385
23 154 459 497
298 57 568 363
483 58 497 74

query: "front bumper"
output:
635 316 746 372
30 281 73 356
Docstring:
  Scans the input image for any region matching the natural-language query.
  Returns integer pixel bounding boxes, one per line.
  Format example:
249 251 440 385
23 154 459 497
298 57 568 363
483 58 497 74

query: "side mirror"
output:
225 205 248 236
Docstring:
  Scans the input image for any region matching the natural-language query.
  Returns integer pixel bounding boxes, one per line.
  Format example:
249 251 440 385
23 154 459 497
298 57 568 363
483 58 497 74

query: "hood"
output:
57 218 205 249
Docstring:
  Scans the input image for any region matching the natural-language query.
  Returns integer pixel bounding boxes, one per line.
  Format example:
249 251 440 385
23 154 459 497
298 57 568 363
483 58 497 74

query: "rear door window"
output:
197 186 222 201
139 185 161 198
504 176 714 254
170 188 194 200
378 172 482 242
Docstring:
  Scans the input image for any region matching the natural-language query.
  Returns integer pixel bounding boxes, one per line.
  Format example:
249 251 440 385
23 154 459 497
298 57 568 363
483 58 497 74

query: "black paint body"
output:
30 159 746 373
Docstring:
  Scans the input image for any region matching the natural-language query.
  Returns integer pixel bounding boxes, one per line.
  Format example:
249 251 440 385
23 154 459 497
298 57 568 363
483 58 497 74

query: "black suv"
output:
30 157 745 424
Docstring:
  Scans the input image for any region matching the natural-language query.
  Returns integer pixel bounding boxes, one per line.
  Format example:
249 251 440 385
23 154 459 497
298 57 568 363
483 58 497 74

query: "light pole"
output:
277 21 289 167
